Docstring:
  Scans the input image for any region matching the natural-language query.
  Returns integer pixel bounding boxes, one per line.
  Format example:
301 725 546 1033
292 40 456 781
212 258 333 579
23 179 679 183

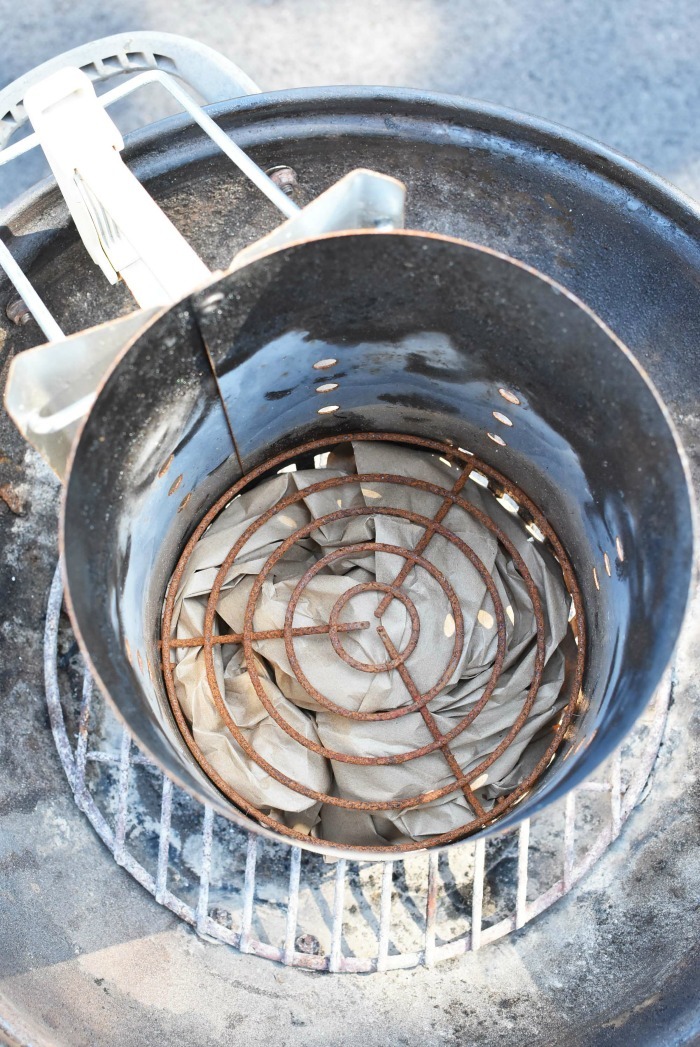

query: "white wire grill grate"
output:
45 565 670 973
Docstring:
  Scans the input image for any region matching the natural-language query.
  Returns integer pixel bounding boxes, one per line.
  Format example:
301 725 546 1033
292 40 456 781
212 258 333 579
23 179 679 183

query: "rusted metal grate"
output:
161 434 586 853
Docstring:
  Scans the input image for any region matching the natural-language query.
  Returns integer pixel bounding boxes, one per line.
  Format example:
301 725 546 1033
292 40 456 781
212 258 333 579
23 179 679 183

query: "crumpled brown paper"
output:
170 442 573 846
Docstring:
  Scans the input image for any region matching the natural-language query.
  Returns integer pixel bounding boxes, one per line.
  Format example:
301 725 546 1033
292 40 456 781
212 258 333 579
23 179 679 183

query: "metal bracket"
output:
4 309 161 477
232 168 406 270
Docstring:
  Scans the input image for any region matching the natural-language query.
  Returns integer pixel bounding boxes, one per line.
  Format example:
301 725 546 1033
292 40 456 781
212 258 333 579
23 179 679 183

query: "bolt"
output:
6 298 31 326
265 165 298 196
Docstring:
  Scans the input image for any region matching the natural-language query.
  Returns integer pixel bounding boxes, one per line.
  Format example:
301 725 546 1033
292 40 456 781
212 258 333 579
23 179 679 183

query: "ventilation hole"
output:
470 470 489 488
336 498 343 508
153 54 178 74
443 613 456 637
98 56 122 73
526 522 546 543
314 452 330 468
279 515 297 528
157 453 174 478
168 474 183 496
136 650 144 673
316 382 339 393
124 637 132 664
318 404 340 414
458 446 474 455
492 411 513 427
593 567 600 591
361 488 381 499
603 552 612 576
439 456 453 467
506 605 515 625
497 492 519 514
125 51 150 65
178 492 192 514
471 772 488 788
616 536 625 561
278 463 297 473
313 358 337 370
568 597 577 621
499 388 521 405
478 609 494 629
487 432 506 446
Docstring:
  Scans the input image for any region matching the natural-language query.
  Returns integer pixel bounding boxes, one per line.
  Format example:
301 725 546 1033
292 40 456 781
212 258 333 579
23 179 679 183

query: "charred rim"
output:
161 432 585 854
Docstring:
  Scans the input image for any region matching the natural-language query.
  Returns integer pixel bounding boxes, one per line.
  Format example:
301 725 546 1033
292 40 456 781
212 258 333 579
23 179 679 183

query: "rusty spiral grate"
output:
161 433 585 853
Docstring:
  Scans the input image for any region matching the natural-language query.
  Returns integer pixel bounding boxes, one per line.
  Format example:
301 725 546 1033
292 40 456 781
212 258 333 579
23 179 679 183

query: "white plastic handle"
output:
0 31 259 152
24 68 212 308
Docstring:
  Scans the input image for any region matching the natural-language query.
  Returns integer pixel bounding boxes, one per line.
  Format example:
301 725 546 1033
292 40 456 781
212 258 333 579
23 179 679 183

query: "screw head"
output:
265 165 298 196
6 298 31 326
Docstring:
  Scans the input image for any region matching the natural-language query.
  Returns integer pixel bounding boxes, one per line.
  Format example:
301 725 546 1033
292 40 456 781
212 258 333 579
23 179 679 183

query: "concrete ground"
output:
1 0 700 206
0 4 699 1047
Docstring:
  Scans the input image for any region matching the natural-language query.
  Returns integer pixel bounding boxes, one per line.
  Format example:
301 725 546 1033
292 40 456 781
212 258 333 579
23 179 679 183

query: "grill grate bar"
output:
283 846 302 964
155 776 173 904
610 751 623 838
516 819 530 929
239 833 258 952
86 749 154 766
113 728 132 864
74 673 93 805
376 860 394 971
471 838 485 952
329 859 347 972
424 851 440 967
195 805 214 933
563 792 576 892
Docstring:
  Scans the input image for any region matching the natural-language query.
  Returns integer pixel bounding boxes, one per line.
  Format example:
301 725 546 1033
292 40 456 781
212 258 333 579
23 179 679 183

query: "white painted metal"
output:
231 167 406 271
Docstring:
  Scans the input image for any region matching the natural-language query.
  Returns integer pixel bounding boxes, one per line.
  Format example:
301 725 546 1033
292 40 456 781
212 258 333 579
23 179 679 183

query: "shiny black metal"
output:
59 225 694 853
60 302 241 808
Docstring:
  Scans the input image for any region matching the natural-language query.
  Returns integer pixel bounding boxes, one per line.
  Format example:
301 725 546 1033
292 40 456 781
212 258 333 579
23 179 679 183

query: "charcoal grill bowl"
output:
58 227 694 857
1 86 699 1041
